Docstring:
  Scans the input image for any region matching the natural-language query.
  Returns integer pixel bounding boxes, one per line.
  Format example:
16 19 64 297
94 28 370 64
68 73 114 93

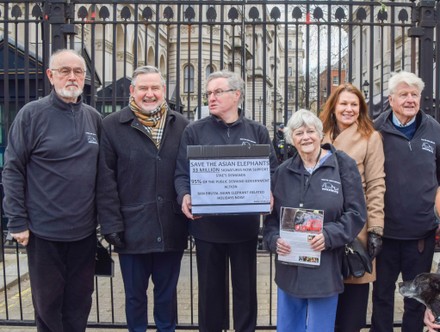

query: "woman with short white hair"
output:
264 109 367 332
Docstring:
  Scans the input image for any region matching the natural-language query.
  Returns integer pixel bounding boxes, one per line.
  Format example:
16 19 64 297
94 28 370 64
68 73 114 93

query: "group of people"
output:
1 48 276 332
1 47 439 332
265 70 440 332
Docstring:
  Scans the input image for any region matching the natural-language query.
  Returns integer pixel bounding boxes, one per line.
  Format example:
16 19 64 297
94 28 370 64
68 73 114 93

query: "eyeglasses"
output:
50 67 86 77
204 89 236 99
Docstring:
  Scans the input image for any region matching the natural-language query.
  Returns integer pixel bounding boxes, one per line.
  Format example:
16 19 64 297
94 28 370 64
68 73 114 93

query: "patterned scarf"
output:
129 97 168 148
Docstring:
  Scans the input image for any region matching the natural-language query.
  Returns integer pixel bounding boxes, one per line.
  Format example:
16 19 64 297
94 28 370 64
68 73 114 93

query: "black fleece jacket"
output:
2 91 102 241
374 110 440 239
174 112 279 243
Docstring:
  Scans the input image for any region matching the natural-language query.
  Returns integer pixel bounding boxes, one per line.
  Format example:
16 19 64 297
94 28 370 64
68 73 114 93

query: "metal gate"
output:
0 0 439 329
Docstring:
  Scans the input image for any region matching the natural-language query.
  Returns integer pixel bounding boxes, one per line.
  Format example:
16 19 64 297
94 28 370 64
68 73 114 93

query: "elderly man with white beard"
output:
2 49 102 332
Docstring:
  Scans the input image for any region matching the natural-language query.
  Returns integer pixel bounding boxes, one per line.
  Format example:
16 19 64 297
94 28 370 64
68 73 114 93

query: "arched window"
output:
205 65 214 78
184 64 194 93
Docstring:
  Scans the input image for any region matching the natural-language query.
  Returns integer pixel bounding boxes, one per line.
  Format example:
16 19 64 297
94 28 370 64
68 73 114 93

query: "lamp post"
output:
362 80 370 98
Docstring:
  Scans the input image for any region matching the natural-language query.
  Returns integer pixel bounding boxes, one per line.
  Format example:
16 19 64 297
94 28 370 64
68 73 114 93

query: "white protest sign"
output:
190 157 271 214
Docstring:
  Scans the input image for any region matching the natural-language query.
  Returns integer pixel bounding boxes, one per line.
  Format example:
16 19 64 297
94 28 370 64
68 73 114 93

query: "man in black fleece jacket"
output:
175 70 278 332
2 49 101 332
371 71 440 332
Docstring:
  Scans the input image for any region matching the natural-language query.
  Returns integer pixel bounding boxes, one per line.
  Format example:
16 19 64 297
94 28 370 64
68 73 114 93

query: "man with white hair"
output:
2 49 101 331
371 71 440 332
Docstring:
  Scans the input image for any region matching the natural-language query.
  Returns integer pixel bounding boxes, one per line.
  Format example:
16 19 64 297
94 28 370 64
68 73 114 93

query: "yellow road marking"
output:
0 287 32 313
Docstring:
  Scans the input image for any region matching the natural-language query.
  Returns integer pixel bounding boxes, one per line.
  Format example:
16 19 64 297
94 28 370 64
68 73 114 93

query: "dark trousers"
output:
371 232 435 332
335 283 369 332
27 232 96 332
119 251 183 332
195 238 257 332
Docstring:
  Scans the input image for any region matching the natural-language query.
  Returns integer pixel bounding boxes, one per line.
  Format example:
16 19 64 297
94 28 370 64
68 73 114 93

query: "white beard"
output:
56 86 83 100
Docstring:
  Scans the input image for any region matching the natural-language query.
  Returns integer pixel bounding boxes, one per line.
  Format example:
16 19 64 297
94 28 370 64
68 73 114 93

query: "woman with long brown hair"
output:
320 83 386 332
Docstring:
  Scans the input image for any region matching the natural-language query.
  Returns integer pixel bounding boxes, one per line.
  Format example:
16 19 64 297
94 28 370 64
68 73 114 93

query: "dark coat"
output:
263 144 367 298
374 110 440 239
97 106 189 254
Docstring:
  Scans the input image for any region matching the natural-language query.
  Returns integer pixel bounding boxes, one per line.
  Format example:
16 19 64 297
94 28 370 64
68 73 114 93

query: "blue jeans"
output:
277 288 338 332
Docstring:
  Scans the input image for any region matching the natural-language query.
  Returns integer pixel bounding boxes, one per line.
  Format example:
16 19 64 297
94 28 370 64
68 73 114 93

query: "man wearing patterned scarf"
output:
97 65 189 332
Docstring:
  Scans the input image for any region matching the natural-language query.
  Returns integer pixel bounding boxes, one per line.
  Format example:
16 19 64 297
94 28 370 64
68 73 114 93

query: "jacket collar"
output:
210 108 244 127
286 143 337 172
375 109 425 132
323 122 359 143
49 90 84 112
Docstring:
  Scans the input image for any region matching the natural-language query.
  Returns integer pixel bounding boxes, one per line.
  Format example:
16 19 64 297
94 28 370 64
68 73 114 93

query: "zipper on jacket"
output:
227 127 230 138
299 172 312 207
408 141 412 151
70 106 77 138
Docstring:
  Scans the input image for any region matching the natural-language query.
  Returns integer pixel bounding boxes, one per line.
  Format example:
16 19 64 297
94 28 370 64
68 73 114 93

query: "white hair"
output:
284 109 323 144
388 71 425 95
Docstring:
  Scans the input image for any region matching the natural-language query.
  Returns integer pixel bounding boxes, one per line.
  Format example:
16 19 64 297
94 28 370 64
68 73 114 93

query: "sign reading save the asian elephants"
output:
187 145 271 215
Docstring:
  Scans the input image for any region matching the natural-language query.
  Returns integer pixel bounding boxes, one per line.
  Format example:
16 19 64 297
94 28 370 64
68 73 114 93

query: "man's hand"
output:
181 194 194 220
368 232 382 258
270 192 274 213
104 232 125 249
10 230 30 246
425 308 440 331
435 187 440 219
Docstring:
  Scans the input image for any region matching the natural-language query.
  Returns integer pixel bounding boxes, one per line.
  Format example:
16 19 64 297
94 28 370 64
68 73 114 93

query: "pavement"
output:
0 247 28 293
0 247 437 332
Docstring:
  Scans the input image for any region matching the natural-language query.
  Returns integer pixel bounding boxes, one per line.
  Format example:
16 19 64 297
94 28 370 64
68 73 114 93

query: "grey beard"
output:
56 87 83 100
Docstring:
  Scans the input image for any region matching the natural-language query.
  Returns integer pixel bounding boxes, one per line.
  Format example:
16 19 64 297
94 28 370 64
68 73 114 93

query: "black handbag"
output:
342 237 372 278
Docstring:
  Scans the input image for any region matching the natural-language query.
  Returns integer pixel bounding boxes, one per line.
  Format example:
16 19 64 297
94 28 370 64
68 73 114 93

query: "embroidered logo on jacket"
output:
321 179 340 194
86 132 98 144
421 139 435 153
240 138 257 146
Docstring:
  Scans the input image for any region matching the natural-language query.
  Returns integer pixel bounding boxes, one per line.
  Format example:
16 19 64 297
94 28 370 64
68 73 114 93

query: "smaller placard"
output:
278 207 324 267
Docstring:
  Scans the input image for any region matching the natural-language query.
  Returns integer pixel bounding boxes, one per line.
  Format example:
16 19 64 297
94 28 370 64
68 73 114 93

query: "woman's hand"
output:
276 238 291 256
309 233 326 252
424 309 440 331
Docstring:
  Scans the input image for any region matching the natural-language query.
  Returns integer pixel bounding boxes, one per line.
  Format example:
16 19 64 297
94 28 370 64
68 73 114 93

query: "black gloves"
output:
367 232 382 258
104 232 125 249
